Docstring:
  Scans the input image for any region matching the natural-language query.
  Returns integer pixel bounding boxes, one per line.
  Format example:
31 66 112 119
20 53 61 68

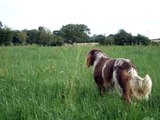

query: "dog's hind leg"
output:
117 69 131 103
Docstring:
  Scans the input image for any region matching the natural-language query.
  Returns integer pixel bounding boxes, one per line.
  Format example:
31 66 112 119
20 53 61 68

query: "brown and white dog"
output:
86 49 152 103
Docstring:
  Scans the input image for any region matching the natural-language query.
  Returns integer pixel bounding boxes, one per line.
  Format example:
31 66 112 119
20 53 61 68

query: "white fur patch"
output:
102 60 110 81
102 62 107 80
93 52 106 70
112 71 122 96
129 68 152 100
114 58 130 67
128 68 139 79
143 74 152 100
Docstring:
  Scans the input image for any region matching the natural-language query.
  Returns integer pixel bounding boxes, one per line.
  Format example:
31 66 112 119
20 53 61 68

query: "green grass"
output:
0 45 160 120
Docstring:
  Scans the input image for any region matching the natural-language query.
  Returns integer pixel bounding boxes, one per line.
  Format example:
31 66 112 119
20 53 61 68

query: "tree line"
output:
92 29 151 46
0 21 151 46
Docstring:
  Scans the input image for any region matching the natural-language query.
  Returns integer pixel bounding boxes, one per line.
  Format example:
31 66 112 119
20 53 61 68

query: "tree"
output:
25 29 39 44
134 34 151 45
59 24 90 44
0 21 3 29
50 36 64 46
38 26 54 45
0 27 13 45
38 26 47 45
114 29 133 45
105 34 115 45
94 34 106 45
12 30 27 45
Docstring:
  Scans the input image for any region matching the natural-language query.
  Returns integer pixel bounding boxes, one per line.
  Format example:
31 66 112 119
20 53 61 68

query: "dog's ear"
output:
86 53 92 68
86 49 102 68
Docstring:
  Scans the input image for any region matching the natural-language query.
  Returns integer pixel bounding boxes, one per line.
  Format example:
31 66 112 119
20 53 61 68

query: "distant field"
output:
0 45 160 120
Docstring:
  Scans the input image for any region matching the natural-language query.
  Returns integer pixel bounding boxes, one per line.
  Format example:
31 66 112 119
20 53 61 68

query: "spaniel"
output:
86 49 152 103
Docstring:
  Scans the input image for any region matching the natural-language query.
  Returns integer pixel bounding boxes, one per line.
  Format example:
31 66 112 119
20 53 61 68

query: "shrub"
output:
94 35 106 45
134 34 151 45
114 29 133 45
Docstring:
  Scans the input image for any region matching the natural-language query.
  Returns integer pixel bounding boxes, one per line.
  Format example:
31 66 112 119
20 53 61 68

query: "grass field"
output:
0 45 160 120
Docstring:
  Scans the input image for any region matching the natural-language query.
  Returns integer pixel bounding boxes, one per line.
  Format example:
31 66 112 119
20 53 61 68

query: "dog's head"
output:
86 49 103 68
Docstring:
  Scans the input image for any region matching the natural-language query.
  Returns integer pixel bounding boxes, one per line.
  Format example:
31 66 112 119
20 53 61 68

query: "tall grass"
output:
0 45 159 120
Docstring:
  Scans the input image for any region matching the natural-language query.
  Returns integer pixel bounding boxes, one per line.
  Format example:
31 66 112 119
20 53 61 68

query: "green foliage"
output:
60 24 90 44
94 34 106 45
25 29 39 44
0 27 13 45
134 34 151 45
96 34 115 45
37 26 53 45
0 21 3 29
105 34 115 45
114 29 133 45
0 21 154 46
0 26 64 46
12 30 27 45
51 36 64 46
0 46 160 120
96 29 151 46
151 41 160 46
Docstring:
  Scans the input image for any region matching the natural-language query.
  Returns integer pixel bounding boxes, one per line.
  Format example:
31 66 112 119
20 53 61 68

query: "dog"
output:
86 49 152 103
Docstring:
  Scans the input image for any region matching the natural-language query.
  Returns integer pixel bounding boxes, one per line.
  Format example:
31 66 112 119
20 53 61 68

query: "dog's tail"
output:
128 68 152 100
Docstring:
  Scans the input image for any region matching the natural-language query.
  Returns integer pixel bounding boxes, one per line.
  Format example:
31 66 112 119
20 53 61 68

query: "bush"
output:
114 29 133 45
104 35 114 45
50 37 64 46
134 34 151 45
98 29 151 46
0 28 13 45
94 35 106 45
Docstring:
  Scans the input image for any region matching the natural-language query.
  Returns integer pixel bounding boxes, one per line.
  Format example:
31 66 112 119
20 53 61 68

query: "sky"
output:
0 0 160 39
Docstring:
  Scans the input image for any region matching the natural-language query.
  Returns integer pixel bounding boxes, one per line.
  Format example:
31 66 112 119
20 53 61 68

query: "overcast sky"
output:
0 0 160 39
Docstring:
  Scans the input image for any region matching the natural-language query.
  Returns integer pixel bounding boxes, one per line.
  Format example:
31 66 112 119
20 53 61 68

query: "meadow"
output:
0 45 160 120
